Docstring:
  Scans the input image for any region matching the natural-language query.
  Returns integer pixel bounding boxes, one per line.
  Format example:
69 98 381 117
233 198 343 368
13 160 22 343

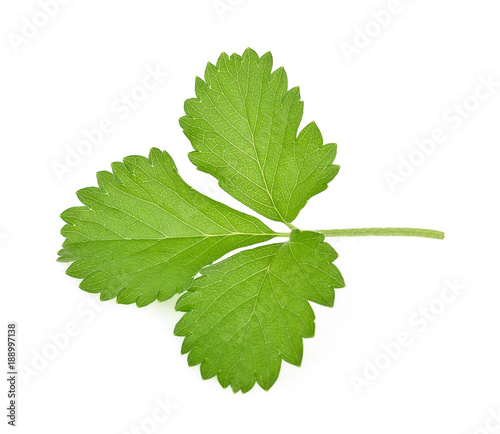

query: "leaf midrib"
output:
211 59 288 224
63 232 278 243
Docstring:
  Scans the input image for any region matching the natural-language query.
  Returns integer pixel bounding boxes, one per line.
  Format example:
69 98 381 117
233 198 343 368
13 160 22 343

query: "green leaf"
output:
58 48 443 393
174 230 345 393
180 48 339 224
58 148 277 307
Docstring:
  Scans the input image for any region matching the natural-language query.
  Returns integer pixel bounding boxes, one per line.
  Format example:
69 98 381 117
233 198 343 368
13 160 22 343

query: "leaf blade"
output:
181 48 339 223
174 230 345 392
58 147 276 306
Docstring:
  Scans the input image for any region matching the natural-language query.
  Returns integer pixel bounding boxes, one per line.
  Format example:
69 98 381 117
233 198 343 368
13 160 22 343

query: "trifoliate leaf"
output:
58 48 443 393
58 148 277 306
180 48 339 224
174 230 345 393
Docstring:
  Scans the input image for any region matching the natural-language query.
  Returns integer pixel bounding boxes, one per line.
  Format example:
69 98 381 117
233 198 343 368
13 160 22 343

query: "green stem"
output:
315 227 445 240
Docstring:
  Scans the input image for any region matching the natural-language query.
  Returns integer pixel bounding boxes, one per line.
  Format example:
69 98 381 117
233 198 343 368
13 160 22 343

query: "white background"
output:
1 1 500 433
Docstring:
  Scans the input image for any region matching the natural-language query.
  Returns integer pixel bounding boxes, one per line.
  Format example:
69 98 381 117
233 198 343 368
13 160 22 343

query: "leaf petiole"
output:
314 227 445 240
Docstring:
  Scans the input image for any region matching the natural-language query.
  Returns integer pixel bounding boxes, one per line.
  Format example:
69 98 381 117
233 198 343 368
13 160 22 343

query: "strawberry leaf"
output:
58 49 443 392
174 230 345 393
58 148 276 306
180 48 339 224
